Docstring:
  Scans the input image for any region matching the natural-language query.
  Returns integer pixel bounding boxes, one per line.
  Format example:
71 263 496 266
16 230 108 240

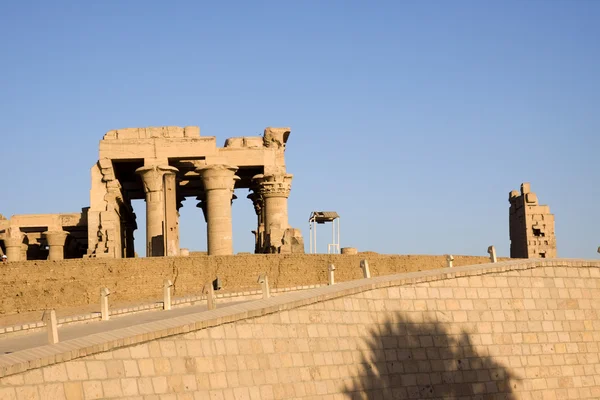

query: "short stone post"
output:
258 273 270 299
360 259 371 279
328 264 336 285
100 287 111 321
446 255 454 268
163 280 173 311
203 282 216 310
487 245 497 263
43 309 59 344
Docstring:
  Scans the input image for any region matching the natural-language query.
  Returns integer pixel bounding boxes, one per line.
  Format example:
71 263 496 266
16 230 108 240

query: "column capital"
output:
136 165 179 193
43 231 68 246
247 192 263 216
2 235 24 248
253 173 293 198
197 164 239 191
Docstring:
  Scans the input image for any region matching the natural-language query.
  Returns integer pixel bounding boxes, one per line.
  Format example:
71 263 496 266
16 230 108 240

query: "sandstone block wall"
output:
0 254 497 315
0 260 598 399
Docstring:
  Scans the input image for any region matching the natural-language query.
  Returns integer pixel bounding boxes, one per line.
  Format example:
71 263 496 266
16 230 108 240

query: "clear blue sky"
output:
1 1 598 258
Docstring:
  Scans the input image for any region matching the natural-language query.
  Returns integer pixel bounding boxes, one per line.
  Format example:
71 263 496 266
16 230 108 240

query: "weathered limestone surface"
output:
0 213 88 261
1 125 306 260
509 182 557 258
88 125 304 257
43 231 68 260
197 165 239 256
0 260 598 399
136 164 179 257
0 254 498 315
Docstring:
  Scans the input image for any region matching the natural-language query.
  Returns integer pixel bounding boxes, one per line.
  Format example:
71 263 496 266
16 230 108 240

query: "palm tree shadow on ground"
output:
344 313 520 399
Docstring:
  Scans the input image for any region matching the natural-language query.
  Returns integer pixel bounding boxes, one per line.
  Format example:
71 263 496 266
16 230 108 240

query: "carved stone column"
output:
3 234 24 262
136 164 179 257
247 190 265 253
197 164 239 255
123 219 137 258
44 231 69 260
254 173 293 252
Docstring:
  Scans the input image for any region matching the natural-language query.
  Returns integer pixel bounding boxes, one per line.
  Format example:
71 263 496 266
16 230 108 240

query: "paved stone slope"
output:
0 259 598 399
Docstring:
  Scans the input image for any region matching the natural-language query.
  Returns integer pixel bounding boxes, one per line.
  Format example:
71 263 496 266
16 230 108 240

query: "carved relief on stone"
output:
98 158 117 183
263 127 290 149
254 173 293 198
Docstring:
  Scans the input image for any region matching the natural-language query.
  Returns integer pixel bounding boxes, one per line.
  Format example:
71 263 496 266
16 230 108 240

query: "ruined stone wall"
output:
0 261 598 399
0 254 498 315
509 183 557 258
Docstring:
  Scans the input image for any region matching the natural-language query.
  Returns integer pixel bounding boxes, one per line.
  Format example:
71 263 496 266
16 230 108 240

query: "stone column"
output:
253 173 294 253
3 235 24 262
136 164 179 257
123 220 137 258
197 164 239 255
163 172 180 256
256 172 292 226
44 231 69 260
247 190 265 253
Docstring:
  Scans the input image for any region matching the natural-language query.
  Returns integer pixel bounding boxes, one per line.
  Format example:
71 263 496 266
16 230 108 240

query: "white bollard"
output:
446 255 454 268
487 245 497 263
203 282 216 310
163 279 173 310
258 273 270 299
43 309 59 344
328 264 336 285
360 259 371 279
100 288 111 321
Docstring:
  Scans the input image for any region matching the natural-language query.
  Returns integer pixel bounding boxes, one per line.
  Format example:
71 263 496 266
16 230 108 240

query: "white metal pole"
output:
315 220 317 254
331 220 334 254
338 217 340 254
308 221 312 254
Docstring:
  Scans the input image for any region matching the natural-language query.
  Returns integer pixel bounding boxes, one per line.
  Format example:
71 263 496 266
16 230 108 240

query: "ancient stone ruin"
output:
508 182 557 258
0 126 304 260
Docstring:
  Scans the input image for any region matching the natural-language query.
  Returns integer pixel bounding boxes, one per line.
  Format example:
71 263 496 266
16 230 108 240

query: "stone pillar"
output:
136 164 179 257
163 172 180 257
44 231 69 260
254 173 293 252
197 165 239 255
3 235 24 262
123 220 137 258
247 190 265 253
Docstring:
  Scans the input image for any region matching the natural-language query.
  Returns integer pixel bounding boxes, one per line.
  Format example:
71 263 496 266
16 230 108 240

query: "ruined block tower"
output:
508 182 556 258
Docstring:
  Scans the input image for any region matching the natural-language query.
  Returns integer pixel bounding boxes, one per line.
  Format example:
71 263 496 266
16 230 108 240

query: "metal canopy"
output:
308 211 340 224
309 211 340 254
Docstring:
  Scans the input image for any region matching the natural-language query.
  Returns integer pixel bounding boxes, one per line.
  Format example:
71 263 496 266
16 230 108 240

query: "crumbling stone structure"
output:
0 126 304 260
0 212 89 261
508 182 556 258
88 126 304 257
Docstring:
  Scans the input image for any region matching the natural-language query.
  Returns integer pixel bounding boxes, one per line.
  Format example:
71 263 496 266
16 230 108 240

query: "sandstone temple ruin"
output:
509 182 557 258
0 126 304 261
0 125 559 261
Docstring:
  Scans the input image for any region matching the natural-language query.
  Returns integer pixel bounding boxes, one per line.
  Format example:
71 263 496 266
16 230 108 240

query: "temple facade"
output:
0 126 305 261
